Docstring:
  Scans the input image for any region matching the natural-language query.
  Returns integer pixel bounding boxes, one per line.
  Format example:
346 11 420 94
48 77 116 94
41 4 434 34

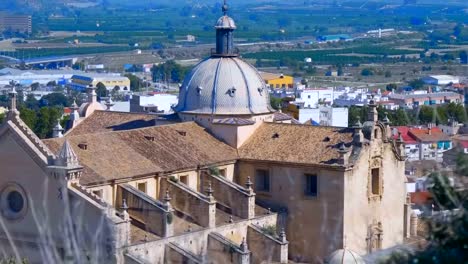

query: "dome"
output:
215 15 236 29
325 249 365 264
79 101 104 118
175 57 273 115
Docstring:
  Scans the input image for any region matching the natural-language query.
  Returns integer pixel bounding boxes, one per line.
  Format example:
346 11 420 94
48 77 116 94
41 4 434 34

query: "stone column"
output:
410 212 418 237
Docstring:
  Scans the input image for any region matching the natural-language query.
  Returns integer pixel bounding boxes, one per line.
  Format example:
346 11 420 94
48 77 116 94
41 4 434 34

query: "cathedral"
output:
0 3 411 264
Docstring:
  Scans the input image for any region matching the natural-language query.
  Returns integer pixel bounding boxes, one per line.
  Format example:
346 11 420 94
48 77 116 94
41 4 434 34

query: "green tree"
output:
384 70 392 78
24 94 39 110
124 74 143 92
455 153 468 176
419 106 435 124
34 107 62 139
95 82 107 99
30 82 40 91
270 97 282 110
382 172 468 264
39 93 69 107
361 68 374 76
348 106 369 126
409 79 425 90
386 83 397 91
393 108 410 126
0 113 4 124
446 103 467 123
19 106 37 131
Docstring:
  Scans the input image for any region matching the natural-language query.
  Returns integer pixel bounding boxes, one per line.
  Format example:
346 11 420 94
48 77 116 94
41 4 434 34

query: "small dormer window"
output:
196 86 203 95
227 87 236 97
78 143 88 150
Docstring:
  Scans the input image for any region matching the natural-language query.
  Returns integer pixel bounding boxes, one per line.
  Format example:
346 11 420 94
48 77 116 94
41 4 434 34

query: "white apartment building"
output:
297 106 348 127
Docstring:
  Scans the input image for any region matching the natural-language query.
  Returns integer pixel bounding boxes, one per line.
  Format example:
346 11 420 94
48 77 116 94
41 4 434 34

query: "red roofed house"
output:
393 125 452 161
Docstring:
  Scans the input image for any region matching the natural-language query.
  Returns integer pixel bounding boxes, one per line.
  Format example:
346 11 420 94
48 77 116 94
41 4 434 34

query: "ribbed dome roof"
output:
326 248 365 264
175 57 273 115
215 15 236 29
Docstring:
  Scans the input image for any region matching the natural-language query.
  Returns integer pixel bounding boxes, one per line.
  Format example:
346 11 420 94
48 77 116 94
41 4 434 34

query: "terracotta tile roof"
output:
393 126 418 144
44 122 238 185
459 140 468 148
273 112 293 121
409 127 450 142
66 110 160 136
238 123 354 165
411 191 432 205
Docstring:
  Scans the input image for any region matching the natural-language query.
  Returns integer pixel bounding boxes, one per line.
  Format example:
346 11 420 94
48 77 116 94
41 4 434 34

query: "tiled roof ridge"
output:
93 110 161 116
46 121 200 142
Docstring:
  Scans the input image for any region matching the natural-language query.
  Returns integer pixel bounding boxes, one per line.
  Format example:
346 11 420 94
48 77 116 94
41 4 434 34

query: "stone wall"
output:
236 161 345 262
200 172 255 219
116 184 172 237
160 178 216 228
124 213 277 263
247 225 288 264
165 243 201 264
207 233 249 264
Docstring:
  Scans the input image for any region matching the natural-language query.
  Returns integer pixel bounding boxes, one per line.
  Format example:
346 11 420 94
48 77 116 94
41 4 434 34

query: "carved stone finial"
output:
206 181 214 197
246 176 253 190
383 114 390 124
121 199 128 211
121 198 130 221
354 118 362 129
105 97 114 111
338 142 348 154
240 237 248 252
229 215 234 223
163 189 172 203
267 208 271 214
8 86 18 116
53 119 64 138
279 228 287 243
187 224 192 232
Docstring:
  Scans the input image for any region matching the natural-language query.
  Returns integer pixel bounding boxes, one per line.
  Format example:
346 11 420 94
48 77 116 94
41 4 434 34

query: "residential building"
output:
389 92 463 109
260 72 293 89
392 125 452 161
295 87 335 107
452 135 468 154
130 93 178 113
0 5 411 264
438 119 462 136
69 73 130 91
286 104 349 127
0 13 32 34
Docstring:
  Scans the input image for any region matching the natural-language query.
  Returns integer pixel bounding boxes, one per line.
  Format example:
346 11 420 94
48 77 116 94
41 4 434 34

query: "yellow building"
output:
69 74 131 91
260 72 294 89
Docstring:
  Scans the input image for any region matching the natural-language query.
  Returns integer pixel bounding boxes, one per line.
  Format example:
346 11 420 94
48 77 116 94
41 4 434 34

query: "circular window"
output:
7 191 24 213
1 183 28 220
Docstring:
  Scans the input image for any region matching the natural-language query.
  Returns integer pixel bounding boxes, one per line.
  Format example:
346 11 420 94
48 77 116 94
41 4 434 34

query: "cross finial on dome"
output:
222 0 229 15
